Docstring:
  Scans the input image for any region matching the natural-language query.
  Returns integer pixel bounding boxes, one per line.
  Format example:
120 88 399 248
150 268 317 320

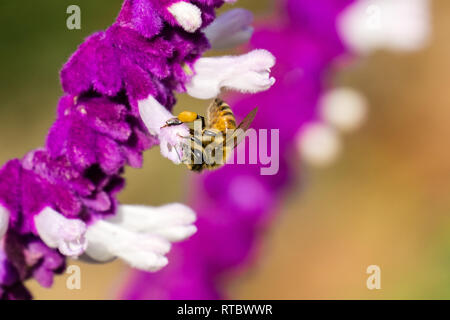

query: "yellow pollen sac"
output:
178 111 198 123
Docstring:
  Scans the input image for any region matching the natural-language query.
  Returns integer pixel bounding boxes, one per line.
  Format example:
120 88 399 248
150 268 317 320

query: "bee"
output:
164 98 257 172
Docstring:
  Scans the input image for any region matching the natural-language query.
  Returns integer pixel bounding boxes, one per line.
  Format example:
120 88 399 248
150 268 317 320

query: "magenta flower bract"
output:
120 0 355 299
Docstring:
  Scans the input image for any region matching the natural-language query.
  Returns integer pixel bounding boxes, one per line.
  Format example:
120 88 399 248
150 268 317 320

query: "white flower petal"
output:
0 205 9 239
168 1 202 33
186 49 276 99
34 207 87 257
204 8 254 50
85 220 170 272
84 202 197 271
320 87 368 133
81 240 115 263
338 0 431 53
138 95 174 137
154 225 198 243
138 95 189 164
110 203 197 242
297 123 342 167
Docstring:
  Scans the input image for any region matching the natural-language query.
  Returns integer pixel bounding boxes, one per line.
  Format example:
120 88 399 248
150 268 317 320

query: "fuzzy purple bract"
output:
0 0 227 299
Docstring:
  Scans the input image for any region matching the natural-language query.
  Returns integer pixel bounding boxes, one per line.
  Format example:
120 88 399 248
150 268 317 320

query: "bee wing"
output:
237 107 258 131
225 107 258 149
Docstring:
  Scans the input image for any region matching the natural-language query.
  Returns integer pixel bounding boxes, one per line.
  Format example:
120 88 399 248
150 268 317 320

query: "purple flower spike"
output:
0 0 276 299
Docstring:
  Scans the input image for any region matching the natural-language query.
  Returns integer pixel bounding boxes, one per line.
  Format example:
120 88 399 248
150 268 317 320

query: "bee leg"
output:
173 144 183 163
199 115 206 128
176 133 191 139
192 149 204 165
161 118 183 128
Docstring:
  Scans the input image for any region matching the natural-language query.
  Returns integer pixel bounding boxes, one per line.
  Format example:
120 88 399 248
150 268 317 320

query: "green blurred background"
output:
1 0 450 299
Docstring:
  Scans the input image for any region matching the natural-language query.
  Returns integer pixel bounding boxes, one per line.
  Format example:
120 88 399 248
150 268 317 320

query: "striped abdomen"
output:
208 100 237 132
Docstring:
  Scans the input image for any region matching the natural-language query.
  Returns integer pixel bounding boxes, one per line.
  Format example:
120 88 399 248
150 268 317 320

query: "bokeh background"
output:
1 0 450 299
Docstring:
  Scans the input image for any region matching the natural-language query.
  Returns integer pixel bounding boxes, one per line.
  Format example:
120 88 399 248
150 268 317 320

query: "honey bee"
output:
164 98 257 172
